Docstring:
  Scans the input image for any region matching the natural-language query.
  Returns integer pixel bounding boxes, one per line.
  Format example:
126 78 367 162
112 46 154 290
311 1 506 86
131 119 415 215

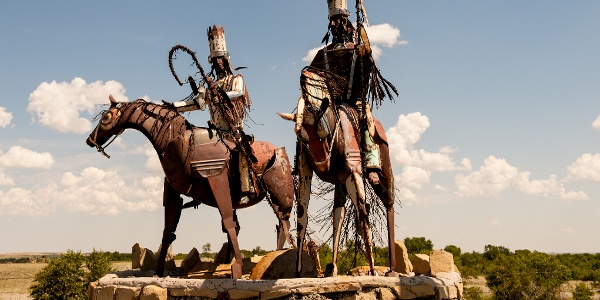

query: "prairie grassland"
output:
0 261 131 300
0 263 45 300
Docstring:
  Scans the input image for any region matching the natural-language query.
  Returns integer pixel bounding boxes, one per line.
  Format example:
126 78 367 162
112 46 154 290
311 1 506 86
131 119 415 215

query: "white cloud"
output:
593 115 600 130
0 171 15 186
27 77 128 134
455 156 518 198
0 146 54 169
0 107 13 128
56 167 162 215
398 166 431 190
0 186 54 215
302 23 406 62
137 143 162 172
387 112 469 172
490 218 502 226
303 47 322 63
364 23 406 48
0 167 163 216
565 153 600 182
455 155 588 201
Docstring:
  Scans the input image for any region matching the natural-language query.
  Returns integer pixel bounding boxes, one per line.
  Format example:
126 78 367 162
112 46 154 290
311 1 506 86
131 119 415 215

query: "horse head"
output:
86 95 126 158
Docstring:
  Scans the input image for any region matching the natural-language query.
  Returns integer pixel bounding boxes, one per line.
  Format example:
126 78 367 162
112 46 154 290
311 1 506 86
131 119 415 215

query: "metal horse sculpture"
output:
279 70 397 277
87 95 295 279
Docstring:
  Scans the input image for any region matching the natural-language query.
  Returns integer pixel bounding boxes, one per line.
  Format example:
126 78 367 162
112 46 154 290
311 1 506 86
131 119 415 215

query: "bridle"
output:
88 108 124 159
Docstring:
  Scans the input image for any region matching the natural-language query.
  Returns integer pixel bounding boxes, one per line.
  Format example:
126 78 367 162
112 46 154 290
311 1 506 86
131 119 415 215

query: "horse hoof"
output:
385 270 399 277
231 261 243 279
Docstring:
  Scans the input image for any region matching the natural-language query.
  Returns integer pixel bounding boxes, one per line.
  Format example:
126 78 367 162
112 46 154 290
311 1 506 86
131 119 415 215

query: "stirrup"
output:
368 171 380 185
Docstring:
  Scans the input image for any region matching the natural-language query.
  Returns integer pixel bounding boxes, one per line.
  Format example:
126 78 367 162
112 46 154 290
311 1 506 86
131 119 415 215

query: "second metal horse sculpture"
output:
279 70 397 277
87 95 295 279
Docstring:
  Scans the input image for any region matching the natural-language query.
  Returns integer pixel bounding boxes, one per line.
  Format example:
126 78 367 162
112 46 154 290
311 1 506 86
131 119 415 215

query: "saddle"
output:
188 127 235 178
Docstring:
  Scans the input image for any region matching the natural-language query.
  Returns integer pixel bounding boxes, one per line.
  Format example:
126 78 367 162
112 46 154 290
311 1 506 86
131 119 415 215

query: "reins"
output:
89 124 123 159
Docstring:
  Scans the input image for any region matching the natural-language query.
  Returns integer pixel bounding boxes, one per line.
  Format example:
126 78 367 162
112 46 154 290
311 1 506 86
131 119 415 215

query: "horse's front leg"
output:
208 173 243 279
296 143 313 277
157 178 183 277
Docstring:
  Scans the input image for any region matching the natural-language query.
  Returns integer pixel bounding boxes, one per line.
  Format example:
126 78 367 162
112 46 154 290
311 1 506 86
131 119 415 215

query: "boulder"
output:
131 243 157 271
412 253 430 275
214 242 231 264
140 285 167 300
347 265 389 276
250 248 317 279
429 249 454 277
393 240 413 275
180 247 201 275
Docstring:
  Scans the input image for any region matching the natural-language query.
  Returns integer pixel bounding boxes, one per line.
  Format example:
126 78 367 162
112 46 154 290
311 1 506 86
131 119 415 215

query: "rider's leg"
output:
364 129 381 185
239 151 253 204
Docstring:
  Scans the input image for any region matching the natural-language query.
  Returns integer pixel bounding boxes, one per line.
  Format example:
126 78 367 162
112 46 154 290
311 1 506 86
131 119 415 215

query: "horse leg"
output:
296 143 313 276
378 142 398 276
208 173 243 279
328 183 346 276
157 178 182 277
345 172 376 275
261 148 295 249
223 210 240 263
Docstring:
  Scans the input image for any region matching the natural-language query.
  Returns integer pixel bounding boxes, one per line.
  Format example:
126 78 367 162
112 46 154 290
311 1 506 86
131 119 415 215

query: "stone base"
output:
88 271 463 300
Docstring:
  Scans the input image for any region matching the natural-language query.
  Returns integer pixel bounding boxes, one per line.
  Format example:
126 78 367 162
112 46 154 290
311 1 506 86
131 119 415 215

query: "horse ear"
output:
109 94 117 107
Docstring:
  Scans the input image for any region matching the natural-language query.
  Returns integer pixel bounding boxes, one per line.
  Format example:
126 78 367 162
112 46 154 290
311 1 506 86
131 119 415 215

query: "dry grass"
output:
0 263 45 300
0 261 131 300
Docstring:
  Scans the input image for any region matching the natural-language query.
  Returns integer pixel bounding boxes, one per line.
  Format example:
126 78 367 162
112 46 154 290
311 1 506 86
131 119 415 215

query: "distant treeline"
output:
0 251 131 264
3 240 600 283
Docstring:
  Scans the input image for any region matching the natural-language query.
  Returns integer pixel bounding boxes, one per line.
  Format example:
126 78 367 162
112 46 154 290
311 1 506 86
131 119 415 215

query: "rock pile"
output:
88 241 463 300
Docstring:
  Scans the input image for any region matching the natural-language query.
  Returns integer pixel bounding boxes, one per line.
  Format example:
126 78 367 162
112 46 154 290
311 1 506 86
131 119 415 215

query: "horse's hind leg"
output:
345 172 376 275
261 148 295 249
328 183 346 277
157 178 183 277
372 142 398 276
208 173 243 279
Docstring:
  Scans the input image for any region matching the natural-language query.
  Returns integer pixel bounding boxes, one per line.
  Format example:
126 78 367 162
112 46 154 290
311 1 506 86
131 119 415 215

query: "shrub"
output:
572 282 593 300
486 251 569 300
29 249 113 300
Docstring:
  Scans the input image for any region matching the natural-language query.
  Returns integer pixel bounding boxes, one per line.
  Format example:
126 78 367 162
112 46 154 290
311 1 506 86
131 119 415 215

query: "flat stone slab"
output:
90 271 462 300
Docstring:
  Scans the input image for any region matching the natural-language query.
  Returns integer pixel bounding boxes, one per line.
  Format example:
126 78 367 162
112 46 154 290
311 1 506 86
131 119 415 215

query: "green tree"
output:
318 243 333 272
486 251 569 300
85 249 113 284
463 286 484 300
572 282 593 300
202 243 212 258
444 245 461 257
30 250 113 300
251 246 268 256
404 237 433 255
482 244 510 261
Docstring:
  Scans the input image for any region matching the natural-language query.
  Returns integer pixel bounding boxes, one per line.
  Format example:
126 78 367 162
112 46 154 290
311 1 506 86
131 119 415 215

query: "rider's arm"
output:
226 75 245 99
173 85 207 112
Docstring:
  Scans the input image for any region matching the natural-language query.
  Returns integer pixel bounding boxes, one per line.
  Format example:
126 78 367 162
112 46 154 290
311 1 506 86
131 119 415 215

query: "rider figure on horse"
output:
306 0 396 186
172 25 255 203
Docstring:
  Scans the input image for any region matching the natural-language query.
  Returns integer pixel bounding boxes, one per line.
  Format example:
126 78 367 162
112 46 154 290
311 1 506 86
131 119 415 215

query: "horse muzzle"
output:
86 136 95 147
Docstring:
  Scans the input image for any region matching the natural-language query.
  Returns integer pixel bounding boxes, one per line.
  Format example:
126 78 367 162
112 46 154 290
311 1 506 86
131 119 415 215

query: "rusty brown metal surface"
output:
86 97 294 279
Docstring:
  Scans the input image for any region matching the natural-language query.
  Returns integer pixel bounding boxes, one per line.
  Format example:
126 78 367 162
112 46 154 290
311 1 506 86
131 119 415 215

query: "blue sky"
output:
1 1 599 255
